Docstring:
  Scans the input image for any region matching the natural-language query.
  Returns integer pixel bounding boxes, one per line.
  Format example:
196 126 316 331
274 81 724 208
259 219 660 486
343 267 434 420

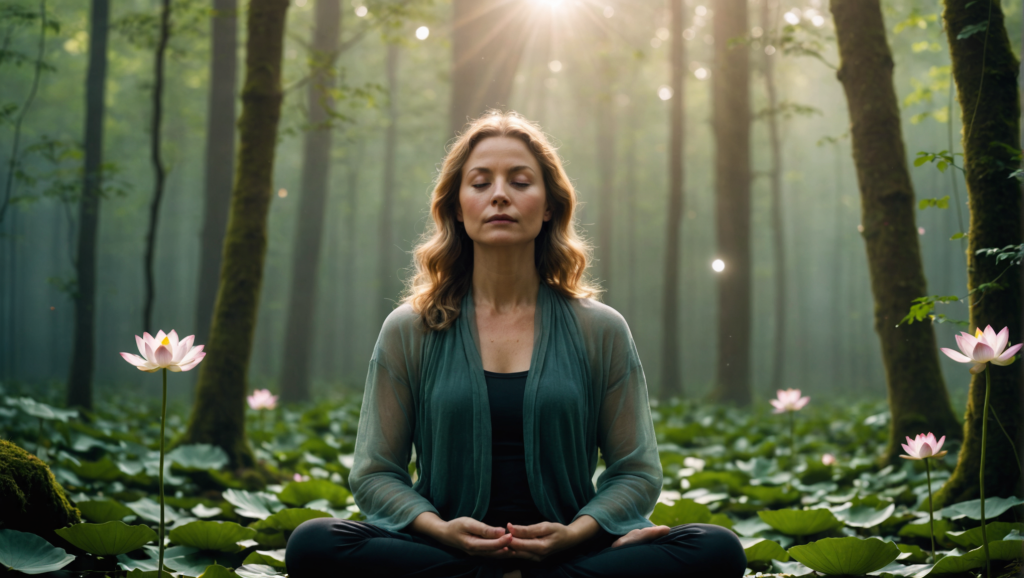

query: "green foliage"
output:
77 499 135 523
649 499 710 526
55 521 156 556
277 478 350 507
956 21 989 40
740 536 790 563
939 496 1024 520
946 522 1024 549
918 195 949 210
788 537 900 575
168 520 256 552
758 508 844 536
899 295 964 326
0 529 75 574
914 150 962 173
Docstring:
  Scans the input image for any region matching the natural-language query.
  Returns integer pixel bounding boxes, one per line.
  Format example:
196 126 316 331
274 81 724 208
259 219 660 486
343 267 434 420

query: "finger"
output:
464 534 512 552
466 520 506 539
509 522 550 538
508 536 549 556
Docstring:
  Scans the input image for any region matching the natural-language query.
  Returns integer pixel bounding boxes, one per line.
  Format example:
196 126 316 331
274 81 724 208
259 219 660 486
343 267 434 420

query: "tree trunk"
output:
195 0 238 347
830 0 962 464
660 0 686 401
935 0 1022 504
762 0 787 394
279 0 341 404
341 158 360 381
183 0 290 469
66 0 110 411
448 0 529 135
142 0 170 332
707 0 752 406
377 43 398 325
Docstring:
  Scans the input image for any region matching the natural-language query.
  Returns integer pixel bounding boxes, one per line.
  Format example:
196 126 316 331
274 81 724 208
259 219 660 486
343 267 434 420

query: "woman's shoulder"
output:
375 303 428 354
566 296 631 337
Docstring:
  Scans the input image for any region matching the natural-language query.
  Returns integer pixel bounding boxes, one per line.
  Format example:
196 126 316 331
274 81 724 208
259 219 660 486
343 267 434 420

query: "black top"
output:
481 369 546 529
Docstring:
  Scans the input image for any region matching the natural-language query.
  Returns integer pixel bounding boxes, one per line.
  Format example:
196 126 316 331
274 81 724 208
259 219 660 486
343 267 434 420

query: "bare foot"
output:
502 571 522 578
610 525 671 548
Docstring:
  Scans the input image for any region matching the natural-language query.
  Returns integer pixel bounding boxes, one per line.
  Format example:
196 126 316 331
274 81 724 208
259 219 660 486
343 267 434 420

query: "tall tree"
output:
66 0 110 411
935 0 1022 504
660 0 686 401
142 0 171 332
830 0 962 464
183 0 291 468
761 0 787 394
377 43 399 326
449 0 529 135
279 0 341 404
707 0 752 406
195 0 238 347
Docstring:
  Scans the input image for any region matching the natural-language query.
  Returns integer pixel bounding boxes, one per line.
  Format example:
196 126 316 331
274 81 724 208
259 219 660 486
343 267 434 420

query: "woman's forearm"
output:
409 510 448 540
566 514 600 544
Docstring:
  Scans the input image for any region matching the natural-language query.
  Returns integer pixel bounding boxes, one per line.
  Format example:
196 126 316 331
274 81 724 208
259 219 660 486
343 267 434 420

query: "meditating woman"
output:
285 111 746 578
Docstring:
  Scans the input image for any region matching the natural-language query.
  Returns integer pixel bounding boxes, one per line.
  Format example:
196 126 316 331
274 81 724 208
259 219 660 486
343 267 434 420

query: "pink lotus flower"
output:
292 473 309 482
899 432 948 460
770 388 809 413
941 325 1021 375
821 453 836 466
120 330 205 372
247 389 278 410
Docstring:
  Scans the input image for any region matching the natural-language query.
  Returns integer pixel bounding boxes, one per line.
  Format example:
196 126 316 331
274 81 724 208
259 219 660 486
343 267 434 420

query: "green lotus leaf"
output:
117 545 199 573
199 563 241 578
1006 529 1023 540
896 543 928 564
71 455 122 481
872 562 933 577
242 551 286 569
4 396 78 422
770 559 814 576
708 513 734 529
169 520 256 552
252 529 288 549
249 508 330 532
741 485 801 507
126 497 186 524
926 541 1024 575
0 529 76 574
235 564 282 578
758 508 843 536
788 537 900 575
192 504 223 518
733 516 772 537
897 517 953 540
163 550 223 577
686 470 749 492
940 496 1024 521
832 501 896 528
125 571 175 578
739 536 789 563
167 444 229 471
945 522 1023 549
649 499 711 527
78 499 136 523
55 521 156 556
277 479 351 507
223 489 285 520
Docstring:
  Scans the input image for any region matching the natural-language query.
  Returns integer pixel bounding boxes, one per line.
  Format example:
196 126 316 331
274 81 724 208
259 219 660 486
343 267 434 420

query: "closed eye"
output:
472 183 490 189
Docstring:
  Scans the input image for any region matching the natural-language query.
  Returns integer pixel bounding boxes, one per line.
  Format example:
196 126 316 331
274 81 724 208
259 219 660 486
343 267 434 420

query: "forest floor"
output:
0 381 1021 577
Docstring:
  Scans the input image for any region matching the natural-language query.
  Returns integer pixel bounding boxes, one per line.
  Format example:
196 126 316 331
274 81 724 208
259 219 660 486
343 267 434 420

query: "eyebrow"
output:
466 165 535 175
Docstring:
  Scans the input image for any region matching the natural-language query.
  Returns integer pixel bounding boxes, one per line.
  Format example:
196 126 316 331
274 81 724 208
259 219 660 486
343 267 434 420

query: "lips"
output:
486 214 516 223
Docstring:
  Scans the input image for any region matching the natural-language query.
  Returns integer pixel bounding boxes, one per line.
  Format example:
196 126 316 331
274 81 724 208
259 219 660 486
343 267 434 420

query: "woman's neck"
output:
471 241 540 311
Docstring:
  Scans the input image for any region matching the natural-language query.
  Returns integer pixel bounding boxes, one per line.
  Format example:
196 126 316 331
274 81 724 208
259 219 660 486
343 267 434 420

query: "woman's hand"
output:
504 521 583 562
609 525 671 548
436 517 516 559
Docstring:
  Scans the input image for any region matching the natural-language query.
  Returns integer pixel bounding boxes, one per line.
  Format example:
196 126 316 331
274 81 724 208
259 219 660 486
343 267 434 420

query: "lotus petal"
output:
179 353 205 372
992 327 1009 356
135 335 147 358
154 344 173 367
993 343 1022 366
179 344 204 365
174 335 195 363
121 353 148 367
969 363 987 375
971 341 994 362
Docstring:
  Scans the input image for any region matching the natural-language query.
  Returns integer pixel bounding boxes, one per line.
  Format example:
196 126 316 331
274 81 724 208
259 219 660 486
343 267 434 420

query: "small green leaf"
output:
78 499 136 523
946 522 1024 549
167 444 229 471
242 551 286 569
950 232 966 240
758 508 844 536
55 521 156 556
223 489 285 520
740 537 790 563
199 564 241 578
235 564 282 578
788 537 900 575
957 21 988 40
126 497 186 524
278 479 351 507
770 559 814 576
914 156 930 167
249 508 331 532
832 500 896 528
898 517 953 539
940 496 1024 520
649 499 711 526
0 529 76 574
169 520 257 552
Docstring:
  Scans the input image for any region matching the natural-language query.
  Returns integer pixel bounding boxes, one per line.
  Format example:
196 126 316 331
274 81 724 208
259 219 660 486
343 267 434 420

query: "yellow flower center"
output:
161 336 170 346
975 328 983 339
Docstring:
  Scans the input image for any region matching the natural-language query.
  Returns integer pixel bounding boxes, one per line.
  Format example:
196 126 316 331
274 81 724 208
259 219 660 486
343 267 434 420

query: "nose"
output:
491 178 511 205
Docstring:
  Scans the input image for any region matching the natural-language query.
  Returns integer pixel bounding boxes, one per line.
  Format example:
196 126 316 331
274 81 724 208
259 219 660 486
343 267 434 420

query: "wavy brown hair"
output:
402 110 598 331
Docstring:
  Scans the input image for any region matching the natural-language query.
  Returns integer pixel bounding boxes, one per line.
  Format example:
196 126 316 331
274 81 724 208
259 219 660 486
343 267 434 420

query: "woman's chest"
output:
475 306 535 373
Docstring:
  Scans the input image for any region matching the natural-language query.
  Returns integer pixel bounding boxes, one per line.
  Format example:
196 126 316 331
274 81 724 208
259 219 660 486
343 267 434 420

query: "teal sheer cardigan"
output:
348 282 663 536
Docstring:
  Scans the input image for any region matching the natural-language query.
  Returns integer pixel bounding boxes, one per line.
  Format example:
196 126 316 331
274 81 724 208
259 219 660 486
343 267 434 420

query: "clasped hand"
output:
440 517 578 562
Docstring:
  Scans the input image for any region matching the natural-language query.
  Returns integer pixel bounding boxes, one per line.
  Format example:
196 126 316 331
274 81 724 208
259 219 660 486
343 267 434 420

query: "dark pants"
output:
285 518 747 578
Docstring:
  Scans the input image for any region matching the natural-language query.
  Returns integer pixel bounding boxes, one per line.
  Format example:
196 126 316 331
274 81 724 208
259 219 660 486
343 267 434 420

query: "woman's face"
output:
457 136 551 247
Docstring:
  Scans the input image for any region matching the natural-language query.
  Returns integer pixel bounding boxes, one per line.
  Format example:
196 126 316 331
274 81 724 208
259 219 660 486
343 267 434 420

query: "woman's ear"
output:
543 202 552 222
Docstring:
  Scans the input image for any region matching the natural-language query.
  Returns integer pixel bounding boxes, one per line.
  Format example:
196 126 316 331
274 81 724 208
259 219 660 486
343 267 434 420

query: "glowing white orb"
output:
695 5 707 15
784 11 800 25
712 259 725 272
812 15 825 27
658 86 673 100
355 5 367 17
694 68 708 80
415 26 429 40
548 60 563 72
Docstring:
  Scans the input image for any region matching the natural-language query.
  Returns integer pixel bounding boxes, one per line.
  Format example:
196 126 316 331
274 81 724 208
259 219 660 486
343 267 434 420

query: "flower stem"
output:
789 410 796 478
158 367 167 575
925 457 935 562
980 365 991 578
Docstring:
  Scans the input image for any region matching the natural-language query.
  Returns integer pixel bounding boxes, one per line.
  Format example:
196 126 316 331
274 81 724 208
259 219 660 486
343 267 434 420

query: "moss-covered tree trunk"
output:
936 0 1022 505
66 0 110 412
184 0 290 469
707 0 752 406
195 0 238 348
830 0 963 464
660 0 686 401
279 0 341 404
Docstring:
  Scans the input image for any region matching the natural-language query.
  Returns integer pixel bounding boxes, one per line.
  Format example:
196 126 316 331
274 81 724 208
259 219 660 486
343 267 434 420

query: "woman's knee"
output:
669 523 747 576
285 518 382 576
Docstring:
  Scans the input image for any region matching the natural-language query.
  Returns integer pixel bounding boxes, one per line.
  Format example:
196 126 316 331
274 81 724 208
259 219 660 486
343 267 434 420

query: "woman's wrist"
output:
565 514 600 545
409 511 448 540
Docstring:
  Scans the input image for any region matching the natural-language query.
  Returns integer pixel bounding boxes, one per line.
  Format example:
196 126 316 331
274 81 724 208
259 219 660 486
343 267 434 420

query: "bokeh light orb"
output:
712 259 725 272
415 26 429 40
658 86 673 100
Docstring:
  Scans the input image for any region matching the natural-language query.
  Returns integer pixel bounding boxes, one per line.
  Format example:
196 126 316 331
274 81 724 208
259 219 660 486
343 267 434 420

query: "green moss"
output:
0 439 81 533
